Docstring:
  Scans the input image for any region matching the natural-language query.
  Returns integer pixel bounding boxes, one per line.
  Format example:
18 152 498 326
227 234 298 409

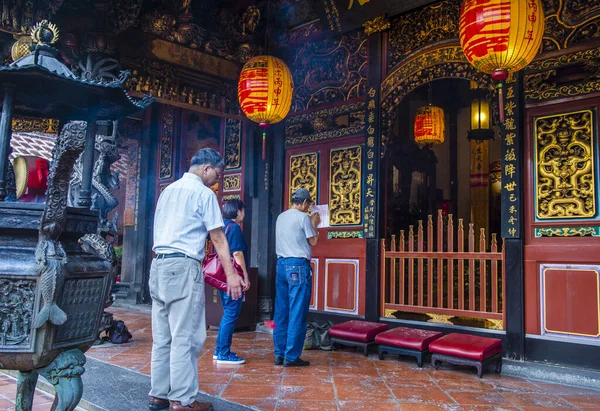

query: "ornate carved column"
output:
77 117 97 208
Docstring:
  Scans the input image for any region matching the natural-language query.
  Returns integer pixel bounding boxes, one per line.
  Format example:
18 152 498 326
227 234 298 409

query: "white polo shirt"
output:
152 172 223 261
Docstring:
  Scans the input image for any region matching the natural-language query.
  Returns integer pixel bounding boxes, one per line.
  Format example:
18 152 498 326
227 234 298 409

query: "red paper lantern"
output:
459 0 544 121
238 55 294 159
414 105 445 146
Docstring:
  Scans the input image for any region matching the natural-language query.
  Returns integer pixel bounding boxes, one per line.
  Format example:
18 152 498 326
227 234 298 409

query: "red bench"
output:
375 327 443 367
329 320 388 356
429 333 503 378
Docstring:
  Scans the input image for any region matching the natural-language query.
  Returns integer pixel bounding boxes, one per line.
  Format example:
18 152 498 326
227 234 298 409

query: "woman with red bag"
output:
213 199 250 365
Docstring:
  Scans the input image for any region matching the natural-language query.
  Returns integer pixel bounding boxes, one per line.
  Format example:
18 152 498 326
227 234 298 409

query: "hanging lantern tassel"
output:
492 69 508 123
260 122 270 160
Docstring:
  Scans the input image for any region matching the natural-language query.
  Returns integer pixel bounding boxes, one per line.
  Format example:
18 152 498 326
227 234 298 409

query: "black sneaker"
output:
274 357 283 365
283 358 310 367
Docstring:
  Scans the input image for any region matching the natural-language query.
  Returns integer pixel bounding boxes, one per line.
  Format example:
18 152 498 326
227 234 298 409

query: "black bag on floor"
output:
103 319 132 344
304 321 333 351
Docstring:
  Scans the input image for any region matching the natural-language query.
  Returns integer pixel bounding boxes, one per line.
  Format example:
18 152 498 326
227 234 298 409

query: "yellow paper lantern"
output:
238 55 293 126
459 0 544 121
238 55 293 158
414 105 445 145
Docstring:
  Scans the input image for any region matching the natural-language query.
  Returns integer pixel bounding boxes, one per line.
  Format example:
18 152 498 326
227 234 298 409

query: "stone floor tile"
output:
504 393 576 408
532 382 600 396
335 383 394 401
220 384 279 400
458 406 520 411
391 385 454 404
198 373 235 385
275 399 338 411
229 372 282 385
434 378 495 392
198 384 226 396
397 403 461 410
281 374 332 386
556 395 600 409
226 398 276 411
278 385 336 401
282 366 332 376
338 400 400 410
446 390 513 406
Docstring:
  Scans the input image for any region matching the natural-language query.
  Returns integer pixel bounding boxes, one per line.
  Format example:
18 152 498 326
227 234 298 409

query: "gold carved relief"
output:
12 117 59 134
363 16 390 36
542 0 600 51
289 153 318 205
329 146 362 226
535 109 596 219
159 110 174 181
224 119 242 170
223 174 241 192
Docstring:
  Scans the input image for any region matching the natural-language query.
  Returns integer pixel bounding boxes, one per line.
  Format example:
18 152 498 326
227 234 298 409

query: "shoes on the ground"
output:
216 352 245 364
213 351 237 360
148 397 169 411
169 401 213 411
283 358 310 367
274 357 283 365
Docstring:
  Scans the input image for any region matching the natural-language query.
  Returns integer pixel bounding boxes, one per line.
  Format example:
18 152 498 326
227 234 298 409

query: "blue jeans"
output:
273 258 312 362
215 290 243 357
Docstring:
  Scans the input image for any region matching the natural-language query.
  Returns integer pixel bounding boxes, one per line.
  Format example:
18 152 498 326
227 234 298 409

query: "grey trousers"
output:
148 256 206 406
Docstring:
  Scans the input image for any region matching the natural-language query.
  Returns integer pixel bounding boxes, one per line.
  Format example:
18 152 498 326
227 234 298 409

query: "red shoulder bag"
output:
203 223 244 291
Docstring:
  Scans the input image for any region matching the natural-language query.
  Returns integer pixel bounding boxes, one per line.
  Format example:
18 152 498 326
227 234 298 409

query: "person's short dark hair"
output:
222 198 245 219
291 188 313 205
190 148 224 169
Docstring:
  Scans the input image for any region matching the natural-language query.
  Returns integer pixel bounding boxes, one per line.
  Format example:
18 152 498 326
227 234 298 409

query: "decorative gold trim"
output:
525 47 600 101
426 314 453 325
222 193 241 201
542 267 600 338
223 173 241 192
535 227 600 237
534 109 595 219
11 117 59 134
382 45 468 101
329 145 362 226
289 152 318 207
159 110 173 181
384 309 397 318
285 102 366 146
224 119 242 170
328 230 363 239
486 319 504 331
363 16 390 36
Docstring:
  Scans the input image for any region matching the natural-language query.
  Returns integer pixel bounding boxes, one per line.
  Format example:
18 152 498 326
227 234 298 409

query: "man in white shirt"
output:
149 148 244 411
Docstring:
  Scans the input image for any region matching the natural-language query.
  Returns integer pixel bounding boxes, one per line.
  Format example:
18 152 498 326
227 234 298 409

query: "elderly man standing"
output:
149 148 244 411
274 188 320 367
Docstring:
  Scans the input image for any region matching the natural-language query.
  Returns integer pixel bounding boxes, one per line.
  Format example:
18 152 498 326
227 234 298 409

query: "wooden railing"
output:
380 210 505 327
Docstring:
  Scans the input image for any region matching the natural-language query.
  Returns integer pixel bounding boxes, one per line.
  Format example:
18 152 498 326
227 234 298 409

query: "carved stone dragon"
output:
34 121 87 329
69 120 120 241
68 120 120 314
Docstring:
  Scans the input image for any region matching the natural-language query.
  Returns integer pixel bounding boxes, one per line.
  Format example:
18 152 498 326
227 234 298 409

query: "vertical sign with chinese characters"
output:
364 86 379 238
501 72 521 238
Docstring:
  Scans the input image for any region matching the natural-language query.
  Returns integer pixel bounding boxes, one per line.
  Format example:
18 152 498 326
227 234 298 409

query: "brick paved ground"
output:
2 307 599 410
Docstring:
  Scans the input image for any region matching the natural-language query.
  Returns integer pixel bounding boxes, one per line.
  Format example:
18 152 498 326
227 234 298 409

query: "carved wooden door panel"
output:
524 96 600 343
284 135 367 316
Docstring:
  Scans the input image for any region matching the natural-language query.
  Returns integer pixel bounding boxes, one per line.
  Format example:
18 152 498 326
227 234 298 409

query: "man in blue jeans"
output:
274 188 320 367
